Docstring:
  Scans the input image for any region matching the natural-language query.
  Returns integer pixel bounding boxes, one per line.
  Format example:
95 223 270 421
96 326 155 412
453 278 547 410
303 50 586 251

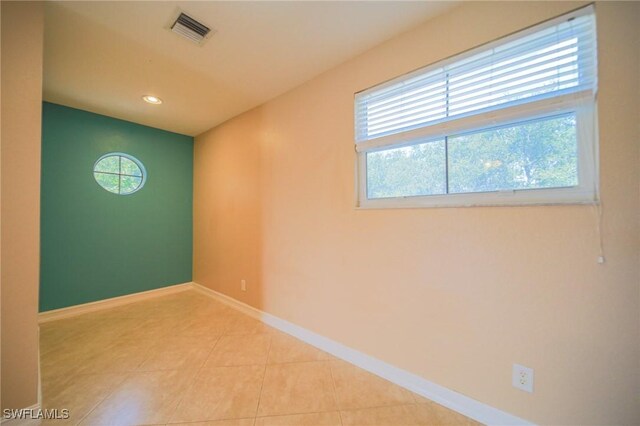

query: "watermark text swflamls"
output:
3 408 70 420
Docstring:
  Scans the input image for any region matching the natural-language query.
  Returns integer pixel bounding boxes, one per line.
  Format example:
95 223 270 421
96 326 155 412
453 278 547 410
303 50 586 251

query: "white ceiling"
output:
44 1 457 136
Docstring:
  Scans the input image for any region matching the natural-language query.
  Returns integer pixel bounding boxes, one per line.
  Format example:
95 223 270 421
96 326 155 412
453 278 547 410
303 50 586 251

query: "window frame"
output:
355 6 598 209
93 152 147 196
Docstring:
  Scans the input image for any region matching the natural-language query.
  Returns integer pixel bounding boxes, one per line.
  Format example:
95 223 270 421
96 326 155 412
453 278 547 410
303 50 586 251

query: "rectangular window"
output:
355 6 598 208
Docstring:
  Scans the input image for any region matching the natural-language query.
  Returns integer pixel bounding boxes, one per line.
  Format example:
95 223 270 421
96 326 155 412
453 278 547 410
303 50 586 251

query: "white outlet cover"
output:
512 363 534 393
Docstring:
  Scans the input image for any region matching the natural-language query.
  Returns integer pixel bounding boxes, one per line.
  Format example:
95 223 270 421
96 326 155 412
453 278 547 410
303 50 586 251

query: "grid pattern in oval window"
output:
93 153 146 195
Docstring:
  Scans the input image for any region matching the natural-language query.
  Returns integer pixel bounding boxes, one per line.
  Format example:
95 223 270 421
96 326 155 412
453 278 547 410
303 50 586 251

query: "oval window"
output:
93 153 146 195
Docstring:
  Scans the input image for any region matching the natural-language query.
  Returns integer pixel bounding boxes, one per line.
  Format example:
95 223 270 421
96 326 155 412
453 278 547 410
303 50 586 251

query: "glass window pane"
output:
120 156 142 176
120 175 142 195
94 156 120 173
367 140 446 199
94 172 119 194
448 114 578 194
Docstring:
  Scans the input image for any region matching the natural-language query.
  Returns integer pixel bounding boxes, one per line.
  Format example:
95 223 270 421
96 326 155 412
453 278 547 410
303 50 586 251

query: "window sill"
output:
356 188 598 209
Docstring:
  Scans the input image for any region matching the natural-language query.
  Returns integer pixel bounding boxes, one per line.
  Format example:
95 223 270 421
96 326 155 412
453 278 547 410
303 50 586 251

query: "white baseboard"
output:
190 282 534 426
38 282 193 323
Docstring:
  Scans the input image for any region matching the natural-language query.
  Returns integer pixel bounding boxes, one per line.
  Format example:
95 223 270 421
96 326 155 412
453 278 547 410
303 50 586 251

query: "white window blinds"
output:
355 6 597 149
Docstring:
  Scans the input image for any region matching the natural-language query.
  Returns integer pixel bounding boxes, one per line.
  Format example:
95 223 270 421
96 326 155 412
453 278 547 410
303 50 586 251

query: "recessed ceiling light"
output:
142 95 162 105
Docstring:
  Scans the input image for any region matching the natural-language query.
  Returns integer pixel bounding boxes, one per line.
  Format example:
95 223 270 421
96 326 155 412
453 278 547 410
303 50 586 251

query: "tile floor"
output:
37 290 481 425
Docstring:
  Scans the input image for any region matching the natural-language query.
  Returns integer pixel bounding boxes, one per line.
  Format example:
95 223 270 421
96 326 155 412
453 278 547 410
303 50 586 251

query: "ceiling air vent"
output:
170 12 212 45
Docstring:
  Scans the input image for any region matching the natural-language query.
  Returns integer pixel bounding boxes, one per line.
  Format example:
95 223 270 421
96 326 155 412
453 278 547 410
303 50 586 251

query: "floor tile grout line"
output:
337 401 438 416
104 354 334 374
253 333 274 420
167 404 431 426
43 318 150 425
166 334 223 424
196 357 335 370
164 418 255 426
328 359 345 426
136 333 222 372
39 316 119 358
71 371 132 425
65 314 219 424
253 408 344 421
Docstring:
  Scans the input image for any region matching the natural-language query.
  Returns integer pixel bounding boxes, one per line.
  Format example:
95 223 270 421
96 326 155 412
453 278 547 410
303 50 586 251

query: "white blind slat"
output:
355 8 597 143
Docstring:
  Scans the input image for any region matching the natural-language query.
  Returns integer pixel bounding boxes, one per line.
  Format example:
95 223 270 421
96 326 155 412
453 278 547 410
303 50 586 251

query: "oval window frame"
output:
93 152 147 195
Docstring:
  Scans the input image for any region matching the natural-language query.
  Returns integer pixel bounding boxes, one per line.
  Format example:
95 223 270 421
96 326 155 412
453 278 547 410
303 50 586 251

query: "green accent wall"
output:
40 102 193 312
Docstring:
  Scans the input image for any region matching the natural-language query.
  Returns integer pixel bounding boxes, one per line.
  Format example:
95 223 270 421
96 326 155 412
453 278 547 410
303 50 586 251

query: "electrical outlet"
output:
240 279 247 291
512 364 534 393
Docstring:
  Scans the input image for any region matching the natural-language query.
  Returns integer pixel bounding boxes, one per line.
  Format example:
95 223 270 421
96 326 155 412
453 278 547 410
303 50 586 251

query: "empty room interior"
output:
2 1 639 425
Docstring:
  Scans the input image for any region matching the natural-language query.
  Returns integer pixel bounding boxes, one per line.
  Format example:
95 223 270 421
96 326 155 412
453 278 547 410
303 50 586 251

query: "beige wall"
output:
194 2 640 424
1 1 44 410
